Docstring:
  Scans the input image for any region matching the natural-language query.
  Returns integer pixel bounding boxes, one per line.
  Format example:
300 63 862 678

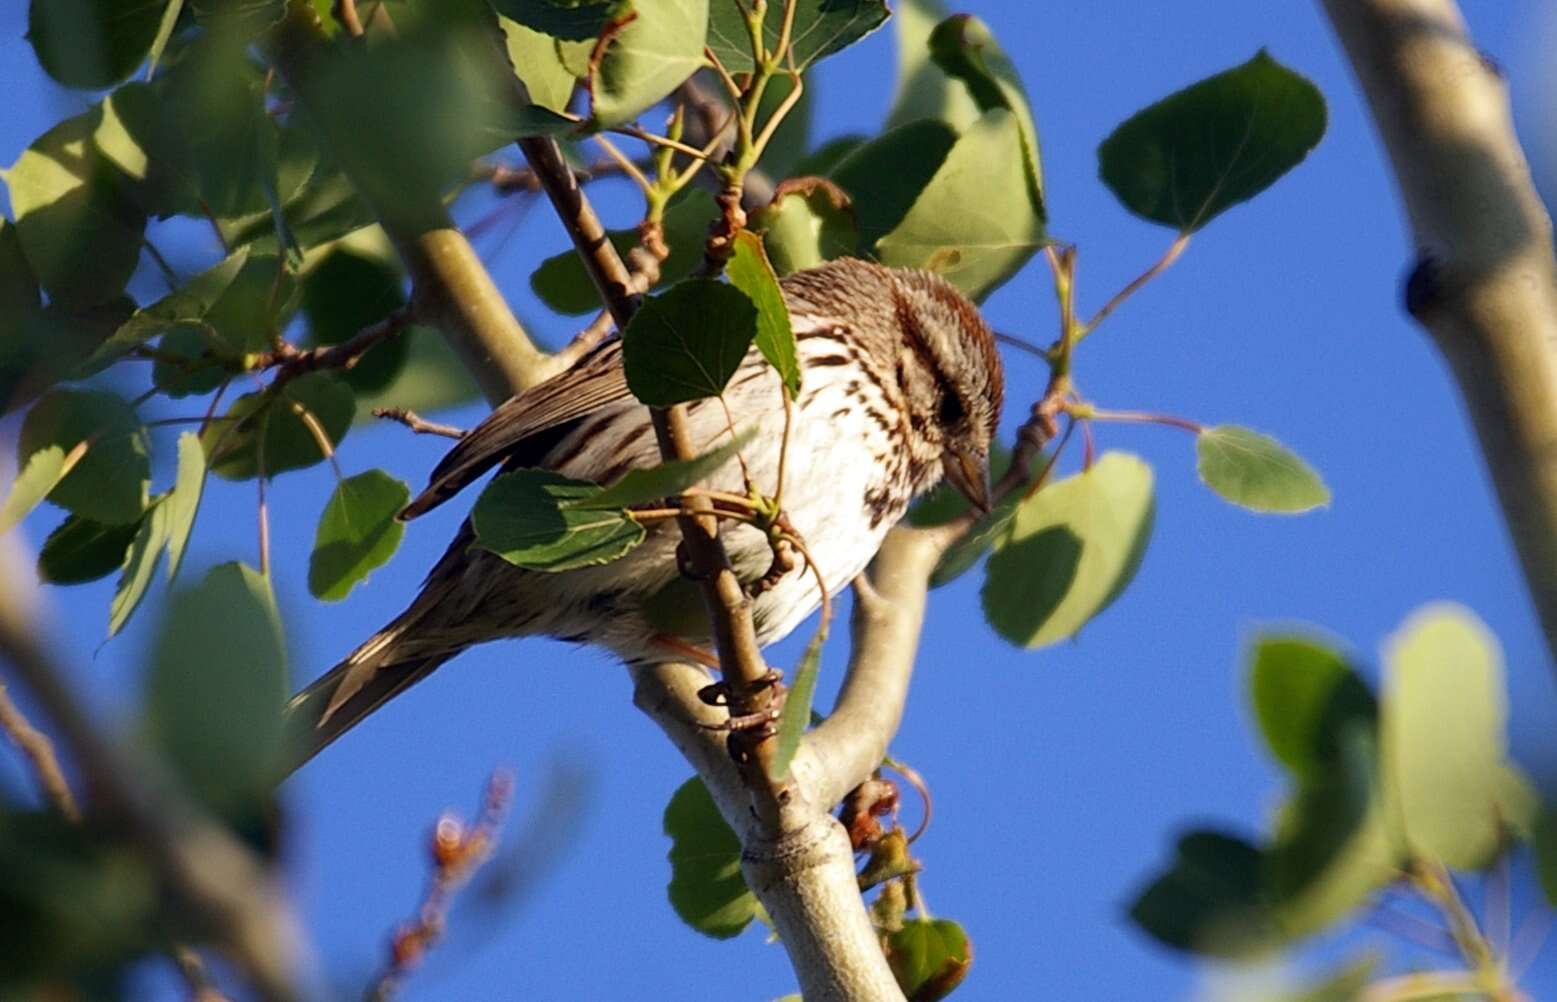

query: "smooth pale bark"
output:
1320 0 1557 668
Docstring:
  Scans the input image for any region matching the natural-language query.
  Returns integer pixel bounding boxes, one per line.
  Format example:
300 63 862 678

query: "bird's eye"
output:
937 393 965 426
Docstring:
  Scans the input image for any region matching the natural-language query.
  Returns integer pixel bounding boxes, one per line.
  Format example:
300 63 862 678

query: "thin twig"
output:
368 769 515 1001
0 682 79 819
1079 233 1189 339
372 407 466 440
332 0 364 38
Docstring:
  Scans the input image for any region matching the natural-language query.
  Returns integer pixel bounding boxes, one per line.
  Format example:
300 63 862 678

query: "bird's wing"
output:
400 338 632 520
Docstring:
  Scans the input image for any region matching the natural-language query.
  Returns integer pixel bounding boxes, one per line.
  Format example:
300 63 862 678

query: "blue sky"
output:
4 1 1556 998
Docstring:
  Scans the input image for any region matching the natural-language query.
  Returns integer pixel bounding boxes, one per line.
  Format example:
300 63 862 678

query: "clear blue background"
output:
3 1 1556 998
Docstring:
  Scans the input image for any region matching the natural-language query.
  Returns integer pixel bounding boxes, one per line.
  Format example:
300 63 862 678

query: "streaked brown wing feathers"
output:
399 339 632 520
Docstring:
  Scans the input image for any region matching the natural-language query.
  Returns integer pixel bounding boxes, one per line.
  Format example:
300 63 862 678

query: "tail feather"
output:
281 648 455 776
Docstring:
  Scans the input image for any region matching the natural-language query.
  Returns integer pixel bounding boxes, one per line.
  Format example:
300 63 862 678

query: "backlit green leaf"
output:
727 232 799 395
2 104 148 307
884 0 981 132
875 109 1045 301
1197 425 1329 513
472 470 645 572
884 919 973 1001
927 13 1043 211
108 496 169 637
164 432 206 585
664 777 757 938
830 120 958 252
623 279 758 406
308 470 410 601
1381 604 1513 869
769 627 824 781
590 0 707 128
982 452 1154 649
501 16 584 112
17 390 150 526
1098 51 1325 232
753 179 858 275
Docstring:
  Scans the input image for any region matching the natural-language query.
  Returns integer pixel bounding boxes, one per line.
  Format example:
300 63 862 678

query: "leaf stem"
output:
1078 232 1190 341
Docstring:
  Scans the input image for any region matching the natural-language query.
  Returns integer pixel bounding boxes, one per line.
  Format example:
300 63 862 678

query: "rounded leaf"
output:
622 280 758 406
590 0 708 128
663 777 757 939
37 514 142 585
28 0 164 89
204 372 355 481
727 232 799 395
982 452 1154 649
884 919 973 1001
1196 425 1329 513
18 389 150 526
1098 51 1325 232
1380 604 1514 869
705 0 888 74
308 471 410 601
1248 636 1374 781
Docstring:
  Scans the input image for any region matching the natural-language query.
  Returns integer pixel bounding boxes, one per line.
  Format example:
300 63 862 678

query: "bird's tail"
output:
280 608 458 776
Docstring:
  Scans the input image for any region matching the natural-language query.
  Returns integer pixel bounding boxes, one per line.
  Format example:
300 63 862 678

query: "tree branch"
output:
266 5 548 405
1319 0 1557 667
0 680 79 819
0 542 307 1001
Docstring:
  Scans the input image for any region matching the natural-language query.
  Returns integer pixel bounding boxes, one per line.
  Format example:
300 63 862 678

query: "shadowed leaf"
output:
17 389 150 527
37 514 143 585
728 232 800 395
1098 51 1325 232
623 279 758 406
664 777 757 938
472 470 645 572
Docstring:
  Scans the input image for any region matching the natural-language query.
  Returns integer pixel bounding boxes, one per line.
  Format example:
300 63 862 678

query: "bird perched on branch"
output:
285 258 1003 766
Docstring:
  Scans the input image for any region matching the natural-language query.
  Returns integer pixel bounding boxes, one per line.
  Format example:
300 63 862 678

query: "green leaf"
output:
144 562 287 814
164 432 206 586
2 297 136 416
753 179 858 275
145 0 186 78
705 0 889 74
18 390 150 526
1098 51 1326 232
884 919 973 1001
161 34 280 218
876 109 1046 301
1248 636 1375 782
727 232 800 395
349 325 481 417
664 777 757 938
472 470 646 572
1381 603 1514 869
622 279 758 406
1128 830 1280 958
0 448 75 535
37 514 143 585
27 0 165 89
0 219 42 340
493 0 626 41
90 249 254 372
204 372 356 481
583 428 755 509
769 628 823 781
188 0 285 36
1266 719 1398 939
884 0 982 133
590 0 708 128
308 471 410 601
302 249 409 394
927 14 1043 212
1536 807 1557 907
982 452 1154 649
2 103 149 307
108 496 169 637
1197 425 1329 514
501 16 584 112
530 188 718 314
830 120 958 252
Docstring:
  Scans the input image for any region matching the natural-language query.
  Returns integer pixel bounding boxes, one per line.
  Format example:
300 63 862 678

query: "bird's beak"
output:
942 447 992 516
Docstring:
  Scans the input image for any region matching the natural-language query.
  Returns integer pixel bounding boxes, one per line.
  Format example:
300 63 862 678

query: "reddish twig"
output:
368 769 516 1002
